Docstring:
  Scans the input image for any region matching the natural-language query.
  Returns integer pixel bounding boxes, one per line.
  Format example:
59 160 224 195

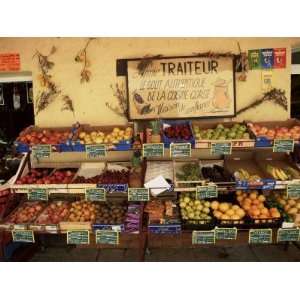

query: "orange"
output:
249 192 257 200
252 199 260 205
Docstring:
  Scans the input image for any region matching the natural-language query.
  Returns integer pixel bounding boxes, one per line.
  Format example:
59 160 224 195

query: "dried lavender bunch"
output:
237 88 288 115
105 83 128 118
61 95 75 116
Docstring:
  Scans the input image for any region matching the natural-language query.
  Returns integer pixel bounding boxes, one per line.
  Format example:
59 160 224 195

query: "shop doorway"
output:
0 72 34 142
291 48 300 119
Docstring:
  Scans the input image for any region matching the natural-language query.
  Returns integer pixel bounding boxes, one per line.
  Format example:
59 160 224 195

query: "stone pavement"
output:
28 243 300 262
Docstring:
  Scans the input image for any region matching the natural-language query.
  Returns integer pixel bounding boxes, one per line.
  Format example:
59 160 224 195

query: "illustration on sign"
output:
127 56 236 119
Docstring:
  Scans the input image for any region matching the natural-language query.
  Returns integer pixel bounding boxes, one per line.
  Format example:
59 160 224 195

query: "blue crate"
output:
255 136 273 147
97 183 128 193
161 120 195 148
14 142 30 153
72 141 86 152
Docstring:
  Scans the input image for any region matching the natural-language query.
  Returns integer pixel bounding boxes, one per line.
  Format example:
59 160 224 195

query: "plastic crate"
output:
161 120 195 148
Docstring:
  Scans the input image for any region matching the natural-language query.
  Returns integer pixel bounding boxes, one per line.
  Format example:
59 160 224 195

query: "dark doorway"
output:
0 81 34 142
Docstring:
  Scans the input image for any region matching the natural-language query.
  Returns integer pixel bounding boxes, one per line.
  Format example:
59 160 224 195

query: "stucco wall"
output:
0 37 299 127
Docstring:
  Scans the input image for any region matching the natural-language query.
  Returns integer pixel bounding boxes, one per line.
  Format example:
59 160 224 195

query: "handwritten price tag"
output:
85 144 106 158
12 230 35 243
128 188 149 202
85 188 106 202
196 185 218 199
96 230 119 245
277 228 300 242
249 229 272 244
170 143 191 158
211 142 232 155
32 144 51 159
67 230 90 245
215 227 237 240
273 139 294 153
143 143 164 157
192 230 215 244
287 184 300 198
28 188 48 201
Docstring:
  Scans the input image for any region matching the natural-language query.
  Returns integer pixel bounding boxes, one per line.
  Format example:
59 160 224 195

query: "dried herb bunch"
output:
237 88 288 116
137 54 162 76
105 83 128 118
235 42 248 81
33 46 60 115
75 38 95 83
192 51 234 58
61 95 75 116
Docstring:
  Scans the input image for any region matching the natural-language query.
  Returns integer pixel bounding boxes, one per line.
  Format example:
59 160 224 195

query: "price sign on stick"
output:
211 142 232 155
96 230 119 245
196 185 218 199
143 143 164 157
215 227 237 240
170 143 191 158
128 188 150 202
192 230 215 244
287 184 300 198
67 230 90 245
249 229 272 244
85 188 106 202
28 188 48 201
277 228 300 242
12 230 35 243
32 144 51 159
85 144 106 158
273 139 294 153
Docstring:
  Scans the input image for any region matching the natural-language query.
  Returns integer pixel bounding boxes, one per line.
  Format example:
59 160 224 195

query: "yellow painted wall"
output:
0 37 299 127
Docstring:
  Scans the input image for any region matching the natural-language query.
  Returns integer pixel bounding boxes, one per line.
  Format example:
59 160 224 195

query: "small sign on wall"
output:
0 53 20 71
261 70 273 92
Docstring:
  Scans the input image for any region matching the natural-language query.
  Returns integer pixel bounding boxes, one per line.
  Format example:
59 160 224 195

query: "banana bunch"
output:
235 168 261 181
284 167 300 179
266 165 289 181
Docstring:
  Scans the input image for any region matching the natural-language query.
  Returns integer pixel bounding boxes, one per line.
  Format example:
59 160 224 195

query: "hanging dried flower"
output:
33 46 60 116
105 83 128 118
75 38 95 83
237 88 288 116
61 95 75 116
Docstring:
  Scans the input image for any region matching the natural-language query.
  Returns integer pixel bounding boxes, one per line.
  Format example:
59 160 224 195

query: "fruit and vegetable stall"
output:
1 119 300 261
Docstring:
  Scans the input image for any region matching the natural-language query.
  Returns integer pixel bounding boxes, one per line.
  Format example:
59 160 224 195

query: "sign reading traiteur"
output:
127 56 235 119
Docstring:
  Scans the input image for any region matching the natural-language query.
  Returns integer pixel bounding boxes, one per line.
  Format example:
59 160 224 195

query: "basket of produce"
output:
192 121 254 149
210 199 247 228
15 125 74 153
162 120 195 148
0 201 46 230
73 162 133 193
93 200 127 232
236 190 283 228
73 124 134 151
32 201 71 231
179 192 215 230
200 160 234 186
145 199 181 234
174 160 205 190
247 119 300 147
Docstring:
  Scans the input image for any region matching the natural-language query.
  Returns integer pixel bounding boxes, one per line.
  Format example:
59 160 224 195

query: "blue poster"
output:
260 49 274 69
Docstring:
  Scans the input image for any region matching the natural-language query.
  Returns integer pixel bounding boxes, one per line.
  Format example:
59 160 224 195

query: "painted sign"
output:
274 48 286 69
127 56 236 119
260 49 274 69
248 50 261 69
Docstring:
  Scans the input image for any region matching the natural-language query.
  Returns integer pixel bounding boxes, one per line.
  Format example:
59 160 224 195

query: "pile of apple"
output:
16 169 76 185
211 201 245 221
164 124 192 141
67 200 97 222
236 190 281 219
36 201 70 224
274 192 300 219
8 202 45 224
248 123 300 140
17 129 71 145
78 127 133 145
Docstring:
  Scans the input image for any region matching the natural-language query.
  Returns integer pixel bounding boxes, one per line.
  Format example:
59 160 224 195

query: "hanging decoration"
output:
75 38 95 83
236 88 288 116
33 46 60 115
235 42 248 81
105 83 128 118
61 95 75 116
